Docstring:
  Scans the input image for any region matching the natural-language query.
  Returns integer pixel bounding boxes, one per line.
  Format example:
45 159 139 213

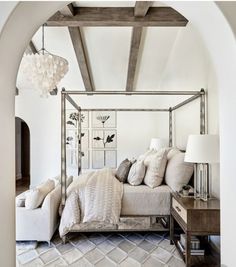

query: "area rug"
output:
16 232 184 266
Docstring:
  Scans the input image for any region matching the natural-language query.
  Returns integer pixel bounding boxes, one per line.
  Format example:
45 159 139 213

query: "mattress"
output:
121 184 171 216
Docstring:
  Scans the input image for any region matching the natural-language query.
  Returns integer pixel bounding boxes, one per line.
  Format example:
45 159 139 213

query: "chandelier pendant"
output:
21 24 69 97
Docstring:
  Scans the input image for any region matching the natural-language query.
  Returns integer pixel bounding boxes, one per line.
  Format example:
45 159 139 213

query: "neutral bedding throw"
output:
59 168 123 237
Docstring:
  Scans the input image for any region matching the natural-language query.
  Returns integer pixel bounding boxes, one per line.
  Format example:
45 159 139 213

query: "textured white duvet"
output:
59 168 123 237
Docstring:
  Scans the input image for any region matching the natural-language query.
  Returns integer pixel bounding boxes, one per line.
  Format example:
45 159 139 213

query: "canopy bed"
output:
60 88 206 242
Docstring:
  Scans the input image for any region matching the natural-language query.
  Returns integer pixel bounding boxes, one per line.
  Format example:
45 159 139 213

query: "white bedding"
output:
121 184 171 216
59 168 123 237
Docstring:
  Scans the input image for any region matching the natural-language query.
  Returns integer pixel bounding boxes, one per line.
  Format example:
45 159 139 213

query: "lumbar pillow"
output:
25 179 55 209
128 160 146 186
143 149 168 188
165 152 193 191
115 159 132 183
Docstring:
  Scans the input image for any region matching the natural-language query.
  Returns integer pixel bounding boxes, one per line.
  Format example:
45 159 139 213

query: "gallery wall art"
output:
66 109 117 170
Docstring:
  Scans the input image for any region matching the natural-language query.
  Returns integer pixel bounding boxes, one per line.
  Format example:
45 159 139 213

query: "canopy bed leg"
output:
62 236 67 244
78 107 82 175
169 108 173 147
61 90 67 209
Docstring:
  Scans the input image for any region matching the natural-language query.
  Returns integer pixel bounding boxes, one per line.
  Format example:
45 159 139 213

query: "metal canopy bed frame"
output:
60 88 206 236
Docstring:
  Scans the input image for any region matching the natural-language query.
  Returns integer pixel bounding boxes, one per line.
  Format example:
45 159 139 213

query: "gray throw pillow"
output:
165 152 193 191
116 159 132 183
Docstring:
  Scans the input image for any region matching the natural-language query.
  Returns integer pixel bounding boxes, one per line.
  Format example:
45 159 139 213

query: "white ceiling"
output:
17 1 209 92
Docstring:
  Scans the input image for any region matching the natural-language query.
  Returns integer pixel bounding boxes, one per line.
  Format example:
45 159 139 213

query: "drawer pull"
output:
175 206 181 212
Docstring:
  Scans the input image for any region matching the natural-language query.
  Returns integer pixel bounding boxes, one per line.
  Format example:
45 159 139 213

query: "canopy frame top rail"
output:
61 90 203 96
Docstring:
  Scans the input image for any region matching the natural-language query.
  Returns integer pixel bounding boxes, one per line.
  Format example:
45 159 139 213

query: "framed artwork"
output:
81 150 89 169
92 111 116 128
92 150 117 169
66 129 78 149
92 130 116 149
81 129 89 150
66 148 78 169
66 110 89 129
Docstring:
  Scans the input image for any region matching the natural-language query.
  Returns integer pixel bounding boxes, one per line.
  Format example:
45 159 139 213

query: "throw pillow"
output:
115 159 132 183
143 149 168 188
127 160 146 186
165 152 194 191
25 179 55 209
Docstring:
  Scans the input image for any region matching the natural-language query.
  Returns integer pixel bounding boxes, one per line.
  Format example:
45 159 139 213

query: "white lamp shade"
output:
185 134 219 163
149 138 168 150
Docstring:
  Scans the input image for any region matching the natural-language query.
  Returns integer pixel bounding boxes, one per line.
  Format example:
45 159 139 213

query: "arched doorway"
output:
15 117 30 196
0 2 236 267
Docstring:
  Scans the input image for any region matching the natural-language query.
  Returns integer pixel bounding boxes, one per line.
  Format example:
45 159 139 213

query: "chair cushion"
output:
25 179 55 209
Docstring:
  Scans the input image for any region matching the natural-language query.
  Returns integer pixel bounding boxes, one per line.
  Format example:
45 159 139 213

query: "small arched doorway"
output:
15 117 30 196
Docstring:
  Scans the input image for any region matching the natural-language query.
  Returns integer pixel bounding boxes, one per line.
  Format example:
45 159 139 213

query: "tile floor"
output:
16 232 185 267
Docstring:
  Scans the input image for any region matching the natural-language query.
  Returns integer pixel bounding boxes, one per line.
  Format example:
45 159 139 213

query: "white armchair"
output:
16 185 61 244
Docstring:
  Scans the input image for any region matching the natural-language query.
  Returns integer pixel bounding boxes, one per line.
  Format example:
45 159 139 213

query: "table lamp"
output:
185 134 219 201
149 138 168 151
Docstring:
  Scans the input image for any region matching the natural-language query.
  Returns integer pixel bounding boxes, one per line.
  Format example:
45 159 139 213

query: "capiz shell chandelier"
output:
21 24 69 97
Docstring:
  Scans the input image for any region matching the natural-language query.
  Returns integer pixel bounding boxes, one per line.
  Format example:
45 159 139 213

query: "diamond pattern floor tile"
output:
96 257 117 267
85 248 104 264
63 248 83 264
107 248 127 264
56 242 74 255
118 239 136 253
16 232 185 267
129 246 149 263
139 240 156 252
142 255 166 267
17 250 38 265
151 247 172 263
97 240 115 254
167 256 186 267
39 249 60 264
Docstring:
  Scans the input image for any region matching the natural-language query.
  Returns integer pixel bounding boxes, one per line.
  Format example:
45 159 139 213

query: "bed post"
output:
61 89 67 209
78 107 82 175
169 107 173 147
200 89 206 134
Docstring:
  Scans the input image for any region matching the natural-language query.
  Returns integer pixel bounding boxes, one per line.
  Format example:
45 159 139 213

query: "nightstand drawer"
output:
172 198 187 223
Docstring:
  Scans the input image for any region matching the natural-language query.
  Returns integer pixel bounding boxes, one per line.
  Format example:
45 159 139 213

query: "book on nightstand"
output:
177 240 205 256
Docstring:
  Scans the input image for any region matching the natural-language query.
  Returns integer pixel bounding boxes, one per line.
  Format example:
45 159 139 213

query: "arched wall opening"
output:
0 2 235 267
15 117 30 196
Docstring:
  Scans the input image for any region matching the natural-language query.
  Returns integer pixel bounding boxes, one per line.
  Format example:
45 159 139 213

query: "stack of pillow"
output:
115 147 194 192
16 175 73 210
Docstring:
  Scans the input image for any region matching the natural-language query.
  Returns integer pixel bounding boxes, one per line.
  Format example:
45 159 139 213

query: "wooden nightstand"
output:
170 192 220 267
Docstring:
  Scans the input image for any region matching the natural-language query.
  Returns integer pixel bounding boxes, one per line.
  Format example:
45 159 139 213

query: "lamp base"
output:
194 163 210 201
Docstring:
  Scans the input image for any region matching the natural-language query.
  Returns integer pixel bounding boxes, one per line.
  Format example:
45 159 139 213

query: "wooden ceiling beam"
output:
61 4 94 92
47 7 188 27
69 27 94 92
126 27 143 91
28 40 38 54
60 4 75 16
134 1 153 17
126 1 153 91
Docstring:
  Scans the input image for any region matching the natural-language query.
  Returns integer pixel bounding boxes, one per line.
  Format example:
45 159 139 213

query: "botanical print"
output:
92 150 117 169
66 110 89 129
92 130 116 149
92 111 116 128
